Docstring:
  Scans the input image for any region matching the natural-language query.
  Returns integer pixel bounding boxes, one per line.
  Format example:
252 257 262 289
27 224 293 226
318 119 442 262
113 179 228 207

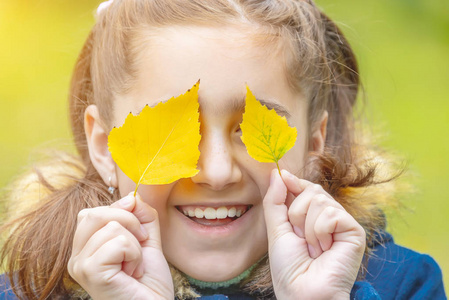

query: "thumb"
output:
263 169 291 245
133 193 163 251
133 195 174 297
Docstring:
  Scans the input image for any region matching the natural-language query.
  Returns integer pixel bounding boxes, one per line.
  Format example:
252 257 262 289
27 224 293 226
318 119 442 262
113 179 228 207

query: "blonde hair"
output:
1 1 400 299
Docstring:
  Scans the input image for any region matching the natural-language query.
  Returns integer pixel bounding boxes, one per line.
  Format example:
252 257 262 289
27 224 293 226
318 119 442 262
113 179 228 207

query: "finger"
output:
132 193 163 251
282 169 328 238
133 261 145 279
291 192 344 258
110 192 158 233
133 193 159 224
111 192 158 246
73 206 147 257
90 234 142 281
303 193 332 258
77 209 89 225
287 182 343 239
263 169 290 246
69 233 142 285
280 169 314 196
109 192 137 212
122 259 141 278
314 206 338 252
76 221 142 264
286 185 324 239
76 193 136 224
73 221 143 278
280 169 332 198
314 206 366 254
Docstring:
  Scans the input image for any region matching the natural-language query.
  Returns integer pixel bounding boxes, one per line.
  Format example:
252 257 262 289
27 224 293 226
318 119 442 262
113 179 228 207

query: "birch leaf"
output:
240 86 297 172
108 82 201 195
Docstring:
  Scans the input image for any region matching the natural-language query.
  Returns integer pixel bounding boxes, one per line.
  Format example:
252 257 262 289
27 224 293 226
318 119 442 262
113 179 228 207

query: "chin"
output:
180 261 248 282
170 248 265 282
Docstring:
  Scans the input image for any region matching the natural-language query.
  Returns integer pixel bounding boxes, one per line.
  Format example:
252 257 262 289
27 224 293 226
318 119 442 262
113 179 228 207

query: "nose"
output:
191 128 242 190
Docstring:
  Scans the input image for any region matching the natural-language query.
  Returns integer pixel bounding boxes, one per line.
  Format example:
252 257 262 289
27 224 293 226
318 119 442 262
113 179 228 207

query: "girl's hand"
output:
68 193 174 300
264 169 366 300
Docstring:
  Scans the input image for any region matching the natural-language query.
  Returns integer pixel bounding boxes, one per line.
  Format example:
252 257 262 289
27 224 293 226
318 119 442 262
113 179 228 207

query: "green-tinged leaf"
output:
240 86 297 172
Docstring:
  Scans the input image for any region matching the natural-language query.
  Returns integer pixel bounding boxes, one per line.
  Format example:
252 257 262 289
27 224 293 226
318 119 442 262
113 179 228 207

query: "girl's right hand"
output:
68 193 174 300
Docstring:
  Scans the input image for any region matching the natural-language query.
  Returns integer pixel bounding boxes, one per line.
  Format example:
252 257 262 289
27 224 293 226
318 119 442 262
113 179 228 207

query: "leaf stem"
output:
134 184 139 198
275 161 281 176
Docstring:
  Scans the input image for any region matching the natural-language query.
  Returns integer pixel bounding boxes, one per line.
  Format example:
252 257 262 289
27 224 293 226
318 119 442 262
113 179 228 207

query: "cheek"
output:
239 155 274 199
116 167 173 212
116 167 136 198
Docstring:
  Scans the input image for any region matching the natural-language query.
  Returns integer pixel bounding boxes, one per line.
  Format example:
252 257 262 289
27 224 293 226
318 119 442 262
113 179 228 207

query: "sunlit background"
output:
1 0 448 291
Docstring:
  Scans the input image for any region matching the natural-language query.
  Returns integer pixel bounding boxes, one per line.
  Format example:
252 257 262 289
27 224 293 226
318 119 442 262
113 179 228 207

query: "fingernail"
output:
135 192 142 202
134 263 145 279
120 195 133 207
282 169 294 179
308 244 316 258
293 226 304 238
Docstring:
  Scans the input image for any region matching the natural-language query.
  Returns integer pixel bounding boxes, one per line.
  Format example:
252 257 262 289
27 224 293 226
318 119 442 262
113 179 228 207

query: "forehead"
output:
115 25 306 124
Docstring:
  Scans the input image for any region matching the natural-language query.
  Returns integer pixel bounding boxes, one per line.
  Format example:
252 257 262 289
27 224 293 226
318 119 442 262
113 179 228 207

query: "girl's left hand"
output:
264 169 366 300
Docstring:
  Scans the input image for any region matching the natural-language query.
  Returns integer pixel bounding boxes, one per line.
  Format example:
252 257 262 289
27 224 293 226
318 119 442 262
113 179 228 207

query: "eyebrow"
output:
256 99 292 119
204 95 291 120
227 96 292 119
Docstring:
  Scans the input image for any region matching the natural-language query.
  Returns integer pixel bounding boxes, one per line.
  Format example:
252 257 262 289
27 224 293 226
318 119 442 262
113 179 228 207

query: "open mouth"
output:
176 205 252 226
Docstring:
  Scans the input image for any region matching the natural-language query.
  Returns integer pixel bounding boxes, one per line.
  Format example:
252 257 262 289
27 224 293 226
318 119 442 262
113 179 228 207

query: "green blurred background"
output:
1 0 448 290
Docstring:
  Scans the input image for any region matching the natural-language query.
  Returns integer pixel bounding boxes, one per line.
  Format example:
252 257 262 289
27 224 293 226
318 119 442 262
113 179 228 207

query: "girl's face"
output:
112 26 312 282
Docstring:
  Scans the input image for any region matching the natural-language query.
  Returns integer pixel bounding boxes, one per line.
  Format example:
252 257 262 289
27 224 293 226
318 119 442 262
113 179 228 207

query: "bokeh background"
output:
1 0 448 290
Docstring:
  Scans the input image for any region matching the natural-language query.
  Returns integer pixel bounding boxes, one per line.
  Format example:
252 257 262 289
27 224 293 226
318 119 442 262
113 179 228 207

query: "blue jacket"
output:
0 233 445 299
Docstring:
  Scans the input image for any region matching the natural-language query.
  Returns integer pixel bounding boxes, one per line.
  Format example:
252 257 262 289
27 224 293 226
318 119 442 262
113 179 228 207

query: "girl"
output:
0 0 445 299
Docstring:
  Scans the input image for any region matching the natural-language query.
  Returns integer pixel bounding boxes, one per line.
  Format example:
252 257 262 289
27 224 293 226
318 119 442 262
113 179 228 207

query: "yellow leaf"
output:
240 86 297 172
108 82 201 195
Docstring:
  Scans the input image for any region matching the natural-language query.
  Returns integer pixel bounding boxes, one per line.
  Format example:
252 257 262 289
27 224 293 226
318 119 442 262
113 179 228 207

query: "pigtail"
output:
0 29 116 300
314 11 402 256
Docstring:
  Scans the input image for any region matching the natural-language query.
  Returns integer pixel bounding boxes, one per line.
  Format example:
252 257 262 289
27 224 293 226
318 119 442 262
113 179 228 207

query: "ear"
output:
310 110 328 153
84 105 117 188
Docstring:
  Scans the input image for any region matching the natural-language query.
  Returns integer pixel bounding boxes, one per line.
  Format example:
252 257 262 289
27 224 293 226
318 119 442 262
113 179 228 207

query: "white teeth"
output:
194 208 204 218
204 207 216 219
228 207 236 218
182 206 248 220
216 207 228 219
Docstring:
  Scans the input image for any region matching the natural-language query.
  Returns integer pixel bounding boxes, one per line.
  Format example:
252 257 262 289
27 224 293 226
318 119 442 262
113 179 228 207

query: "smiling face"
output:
111 25 311 281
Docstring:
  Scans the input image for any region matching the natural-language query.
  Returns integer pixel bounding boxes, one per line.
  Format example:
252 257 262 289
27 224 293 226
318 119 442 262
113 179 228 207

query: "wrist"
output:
274 289 350 300
332 291 350 300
